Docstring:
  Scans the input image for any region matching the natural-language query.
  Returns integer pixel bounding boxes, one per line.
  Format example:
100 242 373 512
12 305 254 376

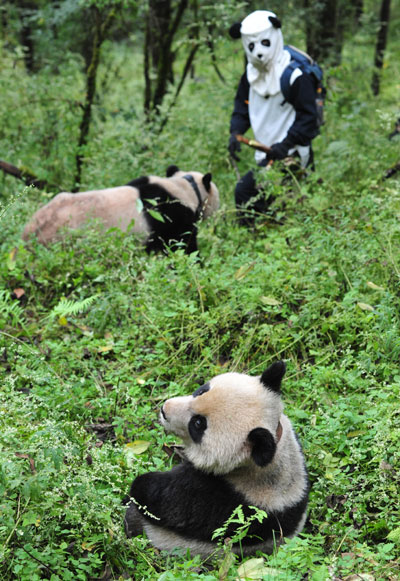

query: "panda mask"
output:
240 10 290 97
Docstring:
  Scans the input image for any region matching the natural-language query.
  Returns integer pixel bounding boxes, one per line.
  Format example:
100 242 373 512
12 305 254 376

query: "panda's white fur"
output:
124 361 309 557
22 165 219 253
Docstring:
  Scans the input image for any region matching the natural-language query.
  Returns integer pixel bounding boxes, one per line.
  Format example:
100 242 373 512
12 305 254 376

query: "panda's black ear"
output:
202 173 212 192
260 361 286 393
166 165 179 177
269 16 281 29
229 22 242 39
248 427 276 467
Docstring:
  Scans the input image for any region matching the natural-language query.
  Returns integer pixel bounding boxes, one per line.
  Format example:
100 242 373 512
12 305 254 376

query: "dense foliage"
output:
0 1 399 579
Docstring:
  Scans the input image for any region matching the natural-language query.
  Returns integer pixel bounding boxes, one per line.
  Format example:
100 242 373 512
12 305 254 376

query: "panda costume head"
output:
124 361 309 557
22 165 219 254
229 10 290 97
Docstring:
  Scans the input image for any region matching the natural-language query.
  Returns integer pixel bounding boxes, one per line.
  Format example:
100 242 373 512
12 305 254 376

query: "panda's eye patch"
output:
192 383 210 398
248 42 254 52
261 39 271 47
188 414 207 443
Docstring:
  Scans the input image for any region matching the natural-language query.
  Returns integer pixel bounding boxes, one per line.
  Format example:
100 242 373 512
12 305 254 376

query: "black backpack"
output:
281 45 326 128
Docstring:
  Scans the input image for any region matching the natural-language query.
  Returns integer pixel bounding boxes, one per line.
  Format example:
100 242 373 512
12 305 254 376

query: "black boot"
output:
234 171 274 226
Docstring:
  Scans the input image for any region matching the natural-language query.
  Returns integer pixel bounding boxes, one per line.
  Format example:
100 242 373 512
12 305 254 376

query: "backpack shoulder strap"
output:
280 60 299 100
281 45 306 100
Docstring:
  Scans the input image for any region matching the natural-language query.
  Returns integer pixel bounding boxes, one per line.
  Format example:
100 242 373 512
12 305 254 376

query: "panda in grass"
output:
124 361 309 557
22 165 219 254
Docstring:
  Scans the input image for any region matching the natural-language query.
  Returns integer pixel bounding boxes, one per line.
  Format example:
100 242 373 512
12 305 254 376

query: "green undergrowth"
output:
1 4 400 580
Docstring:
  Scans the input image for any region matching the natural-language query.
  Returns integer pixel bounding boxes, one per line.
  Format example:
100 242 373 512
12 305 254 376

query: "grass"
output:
0 4 400 580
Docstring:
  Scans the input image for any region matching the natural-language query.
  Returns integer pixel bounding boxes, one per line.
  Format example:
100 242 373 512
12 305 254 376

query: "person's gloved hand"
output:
228 133 241 161
268 140 291 161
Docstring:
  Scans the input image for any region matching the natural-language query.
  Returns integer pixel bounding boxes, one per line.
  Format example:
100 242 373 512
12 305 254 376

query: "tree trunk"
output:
74 7 115 190
354 0 364 25
304 0 344 65
143 0 188 116
371 0 391 96
158 40 199 133
18 1 37 72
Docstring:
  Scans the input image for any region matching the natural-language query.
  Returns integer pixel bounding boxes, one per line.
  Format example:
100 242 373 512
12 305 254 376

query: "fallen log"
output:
0 159 57 190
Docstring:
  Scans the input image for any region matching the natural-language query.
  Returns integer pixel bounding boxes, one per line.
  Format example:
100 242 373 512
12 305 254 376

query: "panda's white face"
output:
242 29 275 69
242 27 283 71
160 371 283 475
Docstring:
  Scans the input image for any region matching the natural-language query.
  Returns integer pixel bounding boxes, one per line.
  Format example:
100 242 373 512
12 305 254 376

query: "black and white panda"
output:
22 165 219 253
124 361 309 557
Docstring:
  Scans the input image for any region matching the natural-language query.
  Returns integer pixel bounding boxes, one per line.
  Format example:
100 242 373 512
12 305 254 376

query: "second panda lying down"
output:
124 361 309 557
22 165 219 253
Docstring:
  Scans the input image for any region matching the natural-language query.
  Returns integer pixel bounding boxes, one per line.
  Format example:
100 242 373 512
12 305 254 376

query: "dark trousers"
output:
234 150 314 225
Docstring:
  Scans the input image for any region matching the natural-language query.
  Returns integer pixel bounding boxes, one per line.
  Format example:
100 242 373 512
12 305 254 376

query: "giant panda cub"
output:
124 361 309 557
22 165 219 253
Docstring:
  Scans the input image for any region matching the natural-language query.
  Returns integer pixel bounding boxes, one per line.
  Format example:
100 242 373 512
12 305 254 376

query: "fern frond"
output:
0 290 25 325
48 295 98 320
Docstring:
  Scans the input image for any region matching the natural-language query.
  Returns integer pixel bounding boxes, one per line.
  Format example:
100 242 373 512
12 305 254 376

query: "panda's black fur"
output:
126 167 214 254
124 361 309 557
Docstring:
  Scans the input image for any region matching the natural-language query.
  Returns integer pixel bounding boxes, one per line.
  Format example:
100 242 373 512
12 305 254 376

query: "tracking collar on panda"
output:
182 174 204 220
229 10 290 98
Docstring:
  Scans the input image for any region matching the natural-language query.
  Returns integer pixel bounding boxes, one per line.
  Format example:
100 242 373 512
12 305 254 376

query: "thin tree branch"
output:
207 34 226 84
144 11 152 116
371 0 391 96
167 0 188 48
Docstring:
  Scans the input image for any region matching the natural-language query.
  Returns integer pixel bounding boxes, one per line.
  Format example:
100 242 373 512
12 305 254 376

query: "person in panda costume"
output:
228 10 319 222
124 361 309 557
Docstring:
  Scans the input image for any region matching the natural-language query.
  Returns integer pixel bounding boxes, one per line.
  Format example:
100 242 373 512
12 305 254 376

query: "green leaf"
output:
236 558 281 580
387 527 400 545
147 209 165 222
7 247 18 271
367 281 384 291
124 440 151 455
136 197 144 213
260 296 281 306
357 302 374 312
218 550 235 580
234 262 256 281
145 198 158 207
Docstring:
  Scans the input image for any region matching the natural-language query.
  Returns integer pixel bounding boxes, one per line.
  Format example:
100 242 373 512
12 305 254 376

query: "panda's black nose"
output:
257 54 263 59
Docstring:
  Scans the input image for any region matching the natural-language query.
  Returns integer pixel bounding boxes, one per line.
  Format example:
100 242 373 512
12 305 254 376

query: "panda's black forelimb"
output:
126 461 307 546
126 463 244 542
124 503 145 538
